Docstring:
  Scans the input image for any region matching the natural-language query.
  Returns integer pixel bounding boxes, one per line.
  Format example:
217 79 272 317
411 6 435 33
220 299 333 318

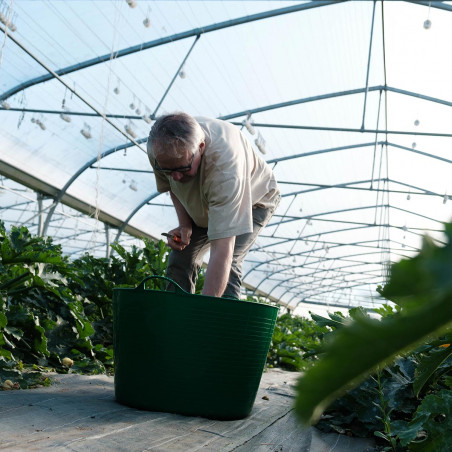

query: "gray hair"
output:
147 112 205 159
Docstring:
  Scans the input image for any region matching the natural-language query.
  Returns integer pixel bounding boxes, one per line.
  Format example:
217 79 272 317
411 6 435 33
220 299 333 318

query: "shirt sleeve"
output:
204 158 254 240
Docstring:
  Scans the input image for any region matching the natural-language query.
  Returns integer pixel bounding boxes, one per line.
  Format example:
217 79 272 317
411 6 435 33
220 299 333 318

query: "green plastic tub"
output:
113 276 279 420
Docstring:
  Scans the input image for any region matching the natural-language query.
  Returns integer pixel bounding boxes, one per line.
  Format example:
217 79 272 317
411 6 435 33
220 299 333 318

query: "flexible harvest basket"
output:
113 275 279 420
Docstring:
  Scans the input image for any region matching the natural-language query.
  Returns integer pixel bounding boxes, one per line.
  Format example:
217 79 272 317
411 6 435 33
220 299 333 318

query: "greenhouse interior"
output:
1 0 452 316
2 0 452 450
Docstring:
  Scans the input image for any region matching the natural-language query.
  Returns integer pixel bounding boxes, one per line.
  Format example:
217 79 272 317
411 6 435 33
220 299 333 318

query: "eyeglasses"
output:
154 150 197 174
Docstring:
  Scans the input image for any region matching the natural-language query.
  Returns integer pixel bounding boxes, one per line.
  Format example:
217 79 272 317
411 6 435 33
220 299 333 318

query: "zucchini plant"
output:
295 222 452 451
0 221 171 387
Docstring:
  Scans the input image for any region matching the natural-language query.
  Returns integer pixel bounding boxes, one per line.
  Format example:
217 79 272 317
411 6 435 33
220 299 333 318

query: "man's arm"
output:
168 191 192 249
202 236 235 297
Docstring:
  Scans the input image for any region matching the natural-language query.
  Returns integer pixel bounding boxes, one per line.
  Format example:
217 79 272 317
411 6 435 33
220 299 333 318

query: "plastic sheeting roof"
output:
1 1 452 315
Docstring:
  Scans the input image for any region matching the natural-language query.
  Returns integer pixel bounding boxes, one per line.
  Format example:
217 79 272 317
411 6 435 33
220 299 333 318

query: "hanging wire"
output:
0 0 14 69
87 0 122 250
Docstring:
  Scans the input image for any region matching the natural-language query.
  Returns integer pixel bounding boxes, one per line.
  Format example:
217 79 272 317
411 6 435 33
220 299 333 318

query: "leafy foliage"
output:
0 222 171 388
266 313 329 371
294 223 452 451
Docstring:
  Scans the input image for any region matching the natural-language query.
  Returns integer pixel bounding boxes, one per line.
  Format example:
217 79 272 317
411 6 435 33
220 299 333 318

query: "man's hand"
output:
165 225 192 251
202 236 235 297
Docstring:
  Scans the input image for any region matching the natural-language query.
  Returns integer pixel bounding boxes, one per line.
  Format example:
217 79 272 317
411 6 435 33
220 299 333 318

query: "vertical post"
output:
361 0 377 130
105 223 111 259
37 193 44 236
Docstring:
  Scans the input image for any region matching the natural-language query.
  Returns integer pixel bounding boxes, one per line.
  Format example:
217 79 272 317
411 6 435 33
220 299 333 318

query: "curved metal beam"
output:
113 192 161 244
220 86 383 120
0 24 147 155
41 139 147 236
290 280 383 308
403 1 452 13
279 274 383 303
235 123 452 139
243 230 388 279
221 84 452 122
267 142 382 165
250 248 389 295
7 83 452 124
261 260 385 302
0 1 344 101
361 1 377 130
254 261 385 302
245 213 437 279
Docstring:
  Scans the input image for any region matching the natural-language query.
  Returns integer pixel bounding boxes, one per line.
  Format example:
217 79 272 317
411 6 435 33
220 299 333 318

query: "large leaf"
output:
295 223 452 425
295 298 452 424
406 390 452 451
0 311 7 328
1 227 64 265
413 345 452 397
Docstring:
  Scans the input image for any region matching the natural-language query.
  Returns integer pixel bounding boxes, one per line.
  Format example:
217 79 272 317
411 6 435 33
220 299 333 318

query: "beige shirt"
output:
148 117 280 240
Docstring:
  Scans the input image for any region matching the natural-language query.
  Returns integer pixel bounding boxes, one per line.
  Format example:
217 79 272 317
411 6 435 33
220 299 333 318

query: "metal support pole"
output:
361 0 377 130
105 223 111 259
37 192 44 236
152 35 201 119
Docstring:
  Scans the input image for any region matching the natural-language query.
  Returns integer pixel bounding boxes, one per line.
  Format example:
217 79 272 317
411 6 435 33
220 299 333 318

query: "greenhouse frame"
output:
1 0 452 316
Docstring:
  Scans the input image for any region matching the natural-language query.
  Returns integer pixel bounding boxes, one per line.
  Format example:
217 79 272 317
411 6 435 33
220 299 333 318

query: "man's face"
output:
155 144 203 183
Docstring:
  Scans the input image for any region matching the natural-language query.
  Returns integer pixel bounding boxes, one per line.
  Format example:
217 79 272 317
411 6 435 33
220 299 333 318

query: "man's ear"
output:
199 141 206 155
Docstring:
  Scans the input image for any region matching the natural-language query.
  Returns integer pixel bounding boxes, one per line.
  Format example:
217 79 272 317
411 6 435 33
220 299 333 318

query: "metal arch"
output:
113 192 161 244
237 123 452 139
253 225 438 263
244 218 433 279
403 1 452 13
290 284 382 308
248 239 418 267
388 142 452 165
0 1 344 102
268 274 383 307
245 224 374 276
260 261 385 302
298 281 385 305
265 142 381 167
361 1 377 130
41 139 147 236
0 24 147 155
7 84 452 127
220 84 452 122
287 279 384 306
152 35 200 118
250 238 413 280
248 249 391 295
0 1 449 103
249 249 392 296
279 274 383 303
253 260 386 301
0 107 144 120
275 177 447 199
266 201 447 230
289 273 383 296
277 278 382 307
220 86 383 120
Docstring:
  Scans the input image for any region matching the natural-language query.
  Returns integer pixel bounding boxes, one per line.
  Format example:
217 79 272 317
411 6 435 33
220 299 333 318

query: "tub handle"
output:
135 275 189 294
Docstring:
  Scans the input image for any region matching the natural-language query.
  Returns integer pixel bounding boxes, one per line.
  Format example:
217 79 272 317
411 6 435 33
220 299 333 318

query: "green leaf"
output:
374 431 389 441
295 299 452 424
0 311 7 329
295 223 452 425
310 312 345 329
407 390 452 451
4 326 23 341
413 346 452 397
0 348 13 360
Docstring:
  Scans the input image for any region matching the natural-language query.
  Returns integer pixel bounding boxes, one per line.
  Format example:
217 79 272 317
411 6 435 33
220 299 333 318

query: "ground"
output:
0 368 375 451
